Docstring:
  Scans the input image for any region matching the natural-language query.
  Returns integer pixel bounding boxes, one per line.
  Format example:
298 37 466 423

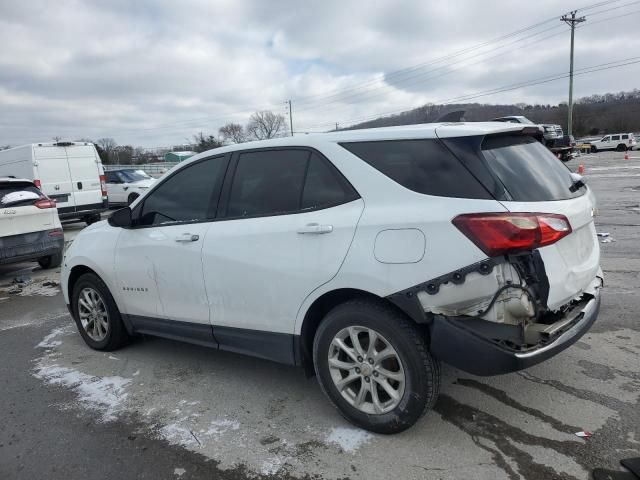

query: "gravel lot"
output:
1 150 639 480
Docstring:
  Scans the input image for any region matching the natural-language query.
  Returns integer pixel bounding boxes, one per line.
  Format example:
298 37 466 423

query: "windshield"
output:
481 135 585 201
120 170 151 182
0 182 44 206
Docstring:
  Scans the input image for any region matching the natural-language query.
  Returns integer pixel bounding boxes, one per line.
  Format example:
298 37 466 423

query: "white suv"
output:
61 123 602 433
1 177 64 268
588 133 636 152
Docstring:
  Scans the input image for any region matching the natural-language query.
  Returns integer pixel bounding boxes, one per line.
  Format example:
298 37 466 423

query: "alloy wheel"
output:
77 287 109 341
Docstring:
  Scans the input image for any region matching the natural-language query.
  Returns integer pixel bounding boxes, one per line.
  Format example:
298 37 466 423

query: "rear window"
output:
481 135 585 201
0 182 43 207
340 139 491 199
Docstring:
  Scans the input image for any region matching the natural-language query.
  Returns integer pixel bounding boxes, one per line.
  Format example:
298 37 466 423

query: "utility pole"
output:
561 11 586 136
287 100 293 137
335 122 339 131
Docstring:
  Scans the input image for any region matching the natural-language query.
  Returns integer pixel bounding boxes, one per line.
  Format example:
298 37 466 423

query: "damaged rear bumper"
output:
429 282 602 376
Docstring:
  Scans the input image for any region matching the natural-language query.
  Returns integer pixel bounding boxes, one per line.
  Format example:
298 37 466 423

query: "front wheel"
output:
313 299 440 434
71 273 130 351
591 145 597 153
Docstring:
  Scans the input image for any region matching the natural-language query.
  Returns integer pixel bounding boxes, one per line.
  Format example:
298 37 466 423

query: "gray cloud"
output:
1 0 639 146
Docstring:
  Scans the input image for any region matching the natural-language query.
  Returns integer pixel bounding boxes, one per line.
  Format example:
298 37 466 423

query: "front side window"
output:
138 157 225 226
226 149 357 218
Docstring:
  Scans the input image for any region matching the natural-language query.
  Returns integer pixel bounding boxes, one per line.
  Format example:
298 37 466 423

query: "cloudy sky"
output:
1 0 639 147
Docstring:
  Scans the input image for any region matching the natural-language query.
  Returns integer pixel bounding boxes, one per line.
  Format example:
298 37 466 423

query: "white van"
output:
0 142 108 224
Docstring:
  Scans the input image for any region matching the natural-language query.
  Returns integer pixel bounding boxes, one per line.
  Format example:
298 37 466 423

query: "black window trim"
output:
129 153 231 229
216 146 360 221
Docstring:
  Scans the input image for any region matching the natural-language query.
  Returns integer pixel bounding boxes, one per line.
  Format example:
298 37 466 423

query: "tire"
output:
616 144 627 152
38 252 63 269
127 193 139 206
313 299 440 434
71 273 130 351
84 214 101 226
590 145 597 153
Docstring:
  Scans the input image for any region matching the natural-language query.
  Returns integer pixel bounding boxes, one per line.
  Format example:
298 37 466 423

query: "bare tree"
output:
246 110 286 140
218 123 246 144
95 138 117 164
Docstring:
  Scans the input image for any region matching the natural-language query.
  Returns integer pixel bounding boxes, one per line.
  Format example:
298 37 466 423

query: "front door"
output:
202 149 363 361
114 155 229 337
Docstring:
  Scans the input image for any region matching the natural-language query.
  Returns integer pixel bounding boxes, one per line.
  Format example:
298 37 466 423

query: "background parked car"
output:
105 169 156 206
587 133 636 152
0 177 64 269
0 142 108 225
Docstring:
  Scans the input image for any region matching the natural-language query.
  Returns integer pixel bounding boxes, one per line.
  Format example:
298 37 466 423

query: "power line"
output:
296 56 640 131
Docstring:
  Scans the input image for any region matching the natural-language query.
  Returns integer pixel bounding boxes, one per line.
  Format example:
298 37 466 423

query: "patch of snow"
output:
33 362 131 421
261 457 283 475
36 326 73 348
17 281 60 297
173 468 186 477
205 419 240 437
133 369 140 376
326 427 373 453
108 355 119 360
160 423 200 447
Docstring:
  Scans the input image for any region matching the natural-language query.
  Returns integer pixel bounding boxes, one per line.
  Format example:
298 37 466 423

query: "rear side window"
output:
340 139 490 199
139 157 226 226
301 153 357 210
611 135 620 141
481 135 584 201
0 182 44 207
226 149 358 218
622 134 629 140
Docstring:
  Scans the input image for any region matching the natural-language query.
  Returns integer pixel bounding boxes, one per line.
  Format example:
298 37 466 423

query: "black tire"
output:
616 144 627 152
38 251 63 269
591 145 597 153
84 213 101 226
71 273 129 351
313 299 440 434
127 193 139 206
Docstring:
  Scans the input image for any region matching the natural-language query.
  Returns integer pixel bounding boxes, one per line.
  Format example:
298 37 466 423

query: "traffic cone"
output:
624 151 629 160
577 164 584 174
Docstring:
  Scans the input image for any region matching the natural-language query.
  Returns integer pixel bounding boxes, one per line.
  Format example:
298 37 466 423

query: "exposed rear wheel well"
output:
299 288 424 375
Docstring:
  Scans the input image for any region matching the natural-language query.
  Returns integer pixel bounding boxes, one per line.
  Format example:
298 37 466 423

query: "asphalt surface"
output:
1 151 639 480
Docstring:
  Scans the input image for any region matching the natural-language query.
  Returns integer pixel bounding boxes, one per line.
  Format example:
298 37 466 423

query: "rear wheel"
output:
84 213 101 226
590 145 597 153
71 273 129 351
616 144 627 152
38 252 62 269
313 299 440 434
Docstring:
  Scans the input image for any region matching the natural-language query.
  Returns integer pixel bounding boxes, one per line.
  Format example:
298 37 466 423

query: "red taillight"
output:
34 198 56 209
34 179 41 189
99 174 107 197
452 213 572 257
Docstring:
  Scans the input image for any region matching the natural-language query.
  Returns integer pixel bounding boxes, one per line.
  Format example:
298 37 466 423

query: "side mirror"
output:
108 207 132 228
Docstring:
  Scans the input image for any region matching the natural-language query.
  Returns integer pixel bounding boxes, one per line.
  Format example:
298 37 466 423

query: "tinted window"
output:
227 150 309 217
138 157 225 226
622 134 629 140
481 135 584 201
341 139 489 199
611 135 620 141
105 171 118 183
301 153 357 210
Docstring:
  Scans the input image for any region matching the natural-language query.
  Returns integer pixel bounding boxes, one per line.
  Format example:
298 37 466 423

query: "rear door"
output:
33 146 75 210
202 149 363 345
65 144 103 209
478 135 599 310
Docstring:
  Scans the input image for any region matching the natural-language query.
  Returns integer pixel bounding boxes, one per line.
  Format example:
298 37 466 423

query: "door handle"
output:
297 223 333 234
175 233 199 242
